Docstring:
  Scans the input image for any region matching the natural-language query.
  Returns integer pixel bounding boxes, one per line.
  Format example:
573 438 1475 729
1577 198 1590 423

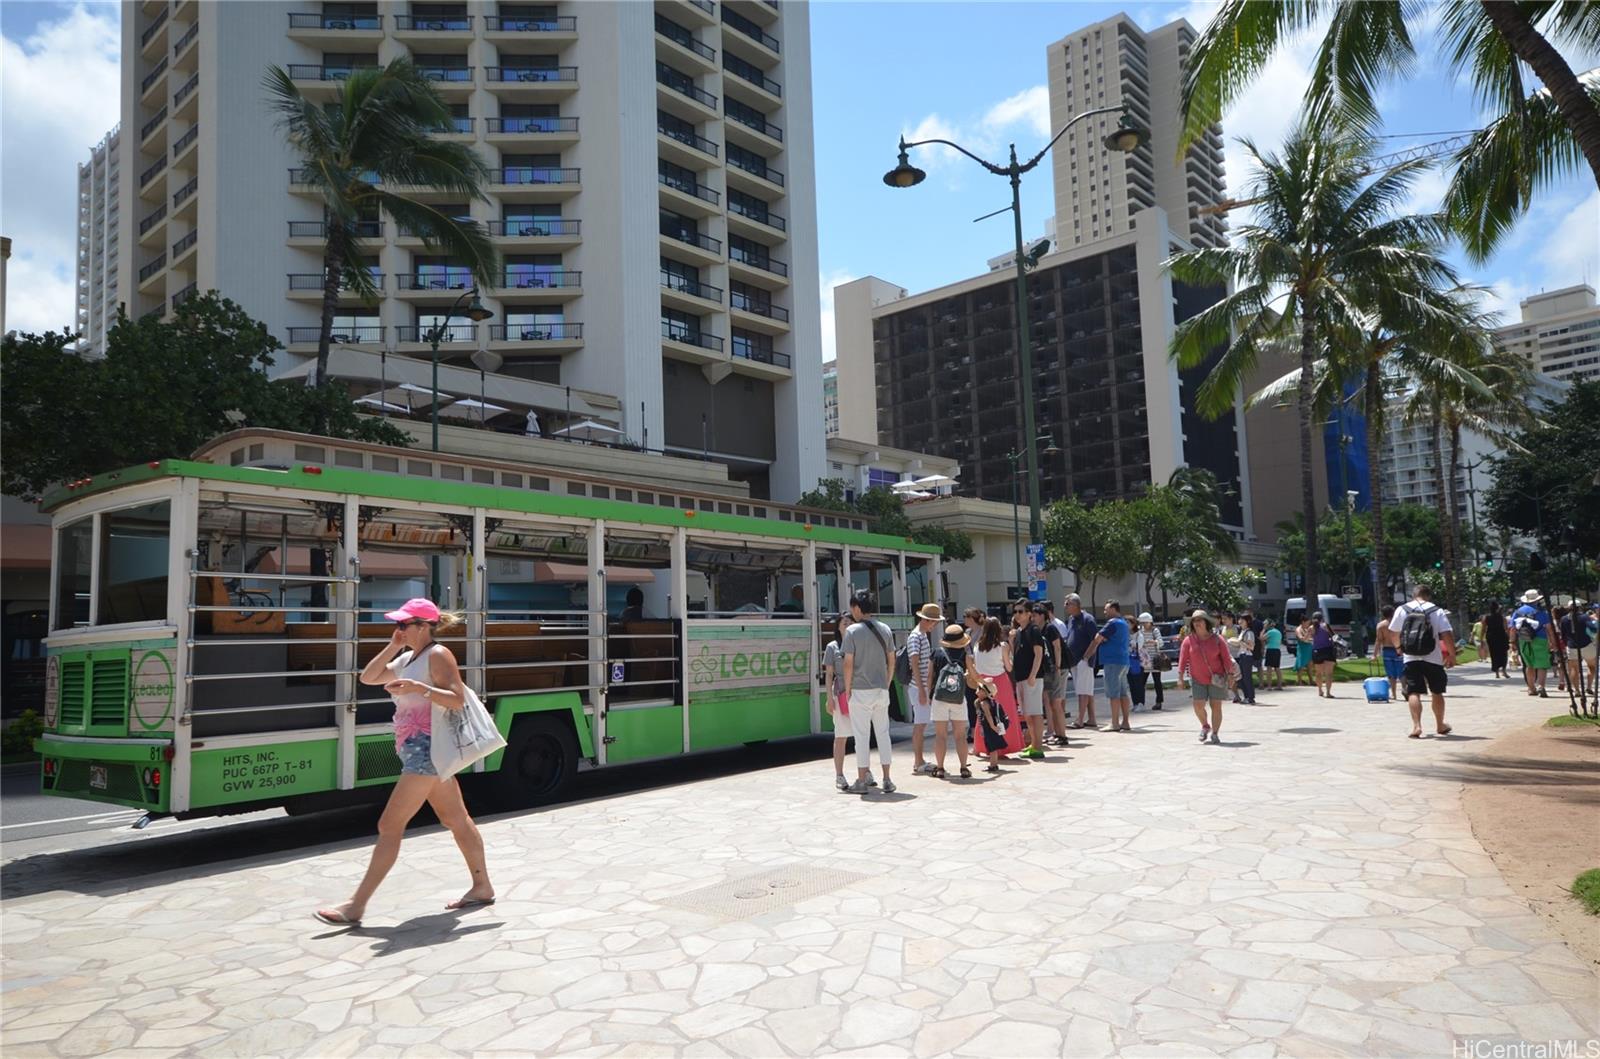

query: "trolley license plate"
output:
89 766 108 790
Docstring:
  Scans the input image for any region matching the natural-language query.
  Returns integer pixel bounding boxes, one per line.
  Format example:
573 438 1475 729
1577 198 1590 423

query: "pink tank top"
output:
389 645 437 747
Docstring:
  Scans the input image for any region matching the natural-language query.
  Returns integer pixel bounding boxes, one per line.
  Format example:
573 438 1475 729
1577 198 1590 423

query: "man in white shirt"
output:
1387 584 1457 739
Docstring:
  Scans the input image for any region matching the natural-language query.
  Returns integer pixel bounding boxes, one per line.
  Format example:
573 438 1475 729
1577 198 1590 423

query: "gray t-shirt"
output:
841 619 894 691
822 640 845 697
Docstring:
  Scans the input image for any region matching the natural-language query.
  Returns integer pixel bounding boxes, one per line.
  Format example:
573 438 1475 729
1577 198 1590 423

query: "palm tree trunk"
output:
1364 364 1388 610
1480 1 1600 188
1297 301 1321 601
1429 409 1455 603
315 240 347 389
1446 420 1467 622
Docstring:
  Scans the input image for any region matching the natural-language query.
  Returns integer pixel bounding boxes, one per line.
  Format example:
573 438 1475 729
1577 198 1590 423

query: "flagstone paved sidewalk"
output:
3 668 1597 1057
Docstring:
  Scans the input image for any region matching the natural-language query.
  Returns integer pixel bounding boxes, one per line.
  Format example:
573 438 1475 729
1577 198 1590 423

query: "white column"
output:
589 519 607 766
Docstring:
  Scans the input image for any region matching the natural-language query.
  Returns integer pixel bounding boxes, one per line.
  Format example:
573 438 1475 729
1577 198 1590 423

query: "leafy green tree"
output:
1168 118 1451 605
0 294 410 501
796 479 974 561
1415 566 1512 625
265 59 500 383
1163 558 1263 615
1483 380 1600 557
1178 1 1600 257
1042 496 1096 592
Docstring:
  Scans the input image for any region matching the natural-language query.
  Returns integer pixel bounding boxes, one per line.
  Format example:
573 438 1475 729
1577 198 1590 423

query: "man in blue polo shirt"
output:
1086 600 1132 731
1062 593 1099 729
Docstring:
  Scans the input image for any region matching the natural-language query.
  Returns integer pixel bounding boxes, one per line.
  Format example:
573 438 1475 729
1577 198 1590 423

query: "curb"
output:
1 760 40 777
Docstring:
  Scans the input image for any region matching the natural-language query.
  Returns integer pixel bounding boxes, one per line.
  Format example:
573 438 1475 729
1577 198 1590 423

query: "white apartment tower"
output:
1495 285 1600 384
821 361 838 436
115 0 822 501
1046 15 1227 250
76 126 123 353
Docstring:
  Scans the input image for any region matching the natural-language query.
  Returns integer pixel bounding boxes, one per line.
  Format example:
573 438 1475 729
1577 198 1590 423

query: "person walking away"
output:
1551 606 1570 693
1062 593 1100 729
1390 584 1456 737
1244 608 1267 677
1219 613 1244 703
1133 612 1166 709
1310 611 1338 697
1042 601 1070 746
1483 601 1510 678
1085 600 1133 731
841 590 897 794
906 603 943 774
1512 589 1552 698
316 599 494 926
1294 615 1316 686
1177 610 1236 745
822 613 858 791
1470 615 1486 657
929 624 974 778
973 617 1024 759
973 678 1008 773
1262 619 1284 690
1013 605 1050 758
1127 622 1146 711
1234 615 1258 704
1566 603 1599 701
1378 606 1406 701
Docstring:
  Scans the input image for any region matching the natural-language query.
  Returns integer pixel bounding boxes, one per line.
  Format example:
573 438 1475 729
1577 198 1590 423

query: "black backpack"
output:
1399 604 1438 656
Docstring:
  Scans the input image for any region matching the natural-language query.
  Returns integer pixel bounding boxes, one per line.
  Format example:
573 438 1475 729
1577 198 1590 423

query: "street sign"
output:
1025 544 1047 601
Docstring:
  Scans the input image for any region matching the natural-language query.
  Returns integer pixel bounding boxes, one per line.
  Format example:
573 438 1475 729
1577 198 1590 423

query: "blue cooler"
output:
1364 677 1390 702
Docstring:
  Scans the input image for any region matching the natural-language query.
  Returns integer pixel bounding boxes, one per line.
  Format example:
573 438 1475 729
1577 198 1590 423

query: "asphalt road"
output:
0 737 836 900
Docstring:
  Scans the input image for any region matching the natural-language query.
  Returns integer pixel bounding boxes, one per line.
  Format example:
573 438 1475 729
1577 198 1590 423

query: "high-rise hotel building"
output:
113 0 822 500
76 126 123 353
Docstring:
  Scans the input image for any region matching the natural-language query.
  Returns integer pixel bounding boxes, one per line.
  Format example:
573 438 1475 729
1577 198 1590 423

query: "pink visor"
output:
384 598 441 623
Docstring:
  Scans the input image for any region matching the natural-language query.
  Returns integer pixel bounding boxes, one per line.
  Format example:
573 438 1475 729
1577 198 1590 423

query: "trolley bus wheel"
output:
490 714 578 809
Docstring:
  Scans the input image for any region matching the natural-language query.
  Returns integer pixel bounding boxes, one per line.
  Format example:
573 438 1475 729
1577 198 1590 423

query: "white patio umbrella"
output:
354 396 410 414
442 398 512 425
551 418 625 443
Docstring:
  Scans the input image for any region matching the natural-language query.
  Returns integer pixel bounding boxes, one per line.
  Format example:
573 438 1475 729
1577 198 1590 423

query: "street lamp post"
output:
1007 436 1060 591
884 108 1146 545
426 288 495 452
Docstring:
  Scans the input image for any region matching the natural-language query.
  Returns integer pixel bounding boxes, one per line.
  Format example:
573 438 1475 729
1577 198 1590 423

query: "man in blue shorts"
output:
1086 600 1133 732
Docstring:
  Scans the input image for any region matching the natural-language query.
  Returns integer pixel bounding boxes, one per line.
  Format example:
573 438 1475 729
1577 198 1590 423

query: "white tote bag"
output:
429 685 508 779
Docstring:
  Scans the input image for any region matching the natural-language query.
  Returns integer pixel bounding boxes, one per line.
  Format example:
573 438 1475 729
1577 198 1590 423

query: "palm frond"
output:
375 193 500 284
1179 1 1331 152
1305 1 1416 134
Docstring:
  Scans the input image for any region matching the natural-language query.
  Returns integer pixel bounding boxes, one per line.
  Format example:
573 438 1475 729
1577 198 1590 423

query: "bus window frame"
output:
47 480 185 643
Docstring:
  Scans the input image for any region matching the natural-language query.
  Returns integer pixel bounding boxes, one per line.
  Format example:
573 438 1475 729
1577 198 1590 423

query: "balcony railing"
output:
140 106 168 142
396 324 477 343
657 121 718 158
171 124 199 157
172 230 197 256
395 273 473 291
731 291 789 321
138 203 167 235
489 322 584 341
287 13 382 30
172 23 198 54
728 153 784 186
730 247 787 276
656 63 717 109
174 74 199 107
662 271 723 302
288 63 378 81
728 198 785 230
725 106 782 141
394 14 473 31
490 166 580 185
140 57 168 94
662 321 723 351
287 325 384 344
724 57 781 97
138 254 166 282
287 220 382 238
484 14 575 31
495 269 581 290
659 171 720 205
485 66 577 83
437 116 474 133
656 15 715 60
722 9 779 52
172 177 197 208
171 283 197 310
288 272 384 291
140 156 167 188
417 66 474 82
289 168 380 186
487 218 581 237
661 226 721 254
687 0 715 14
140 7 168 46
486 116 579 134
733 344 791 369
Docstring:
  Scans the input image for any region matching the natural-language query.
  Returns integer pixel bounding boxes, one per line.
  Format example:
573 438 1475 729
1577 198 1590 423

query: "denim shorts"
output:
1101 663 1129 700
396 732 437 776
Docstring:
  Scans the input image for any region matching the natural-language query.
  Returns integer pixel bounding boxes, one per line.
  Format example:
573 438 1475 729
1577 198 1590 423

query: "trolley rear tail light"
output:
43 758 56 778
141 767 163 788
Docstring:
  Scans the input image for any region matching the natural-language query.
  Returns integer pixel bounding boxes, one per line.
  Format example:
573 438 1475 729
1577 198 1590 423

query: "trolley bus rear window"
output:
53 517 92 630
97 502 172 625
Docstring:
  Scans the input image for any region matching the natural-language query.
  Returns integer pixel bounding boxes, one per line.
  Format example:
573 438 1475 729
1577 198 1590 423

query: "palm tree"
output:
1166 465 1240 560
265 59 499 385
1167 118 1454 607
1178 2 1600 256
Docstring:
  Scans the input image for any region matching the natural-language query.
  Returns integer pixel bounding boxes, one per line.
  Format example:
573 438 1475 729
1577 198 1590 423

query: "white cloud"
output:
1543 188 1600 282
818 268 858 365
1 3 122 335
984 85 1051 140
901 82 1053 182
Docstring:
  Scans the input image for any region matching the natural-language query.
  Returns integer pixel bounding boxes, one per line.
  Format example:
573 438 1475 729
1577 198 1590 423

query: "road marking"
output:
0 811 140 831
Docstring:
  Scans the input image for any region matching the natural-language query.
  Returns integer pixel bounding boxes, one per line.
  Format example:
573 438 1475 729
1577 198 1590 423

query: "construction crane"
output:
1197 131 1478 216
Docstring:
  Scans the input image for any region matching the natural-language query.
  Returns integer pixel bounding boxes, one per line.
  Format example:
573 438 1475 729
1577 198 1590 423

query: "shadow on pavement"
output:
1387 752 1600 803
1280 727 1341 734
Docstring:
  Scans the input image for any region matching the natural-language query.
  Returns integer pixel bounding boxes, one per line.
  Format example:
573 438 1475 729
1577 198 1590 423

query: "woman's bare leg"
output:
428 777 494 907
1209 700 1223 739
320 773 437 921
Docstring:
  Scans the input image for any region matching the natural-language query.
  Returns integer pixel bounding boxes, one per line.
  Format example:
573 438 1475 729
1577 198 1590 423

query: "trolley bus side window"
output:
53 517 93 630
97 502 172 625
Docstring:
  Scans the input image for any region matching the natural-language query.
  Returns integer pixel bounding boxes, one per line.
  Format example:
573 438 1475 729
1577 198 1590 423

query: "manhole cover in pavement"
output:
659 865 869 920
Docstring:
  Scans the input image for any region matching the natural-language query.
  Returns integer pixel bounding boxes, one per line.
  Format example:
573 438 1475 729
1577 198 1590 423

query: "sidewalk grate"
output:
656 864 869 920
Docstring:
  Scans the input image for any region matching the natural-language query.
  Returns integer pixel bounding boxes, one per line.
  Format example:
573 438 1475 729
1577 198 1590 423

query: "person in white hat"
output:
907 602 944 774
1511 589 1553 698
1130 612 1165 709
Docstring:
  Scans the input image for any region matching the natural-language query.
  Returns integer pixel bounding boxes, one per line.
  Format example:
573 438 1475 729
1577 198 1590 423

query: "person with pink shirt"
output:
1177 609 1238 745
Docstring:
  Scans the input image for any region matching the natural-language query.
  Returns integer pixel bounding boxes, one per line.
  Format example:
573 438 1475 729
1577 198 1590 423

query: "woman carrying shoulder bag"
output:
315 598 495 927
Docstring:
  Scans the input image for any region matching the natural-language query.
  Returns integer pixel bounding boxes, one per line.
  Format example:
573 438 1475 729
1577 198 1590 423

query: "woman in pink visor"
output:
315 598 496 926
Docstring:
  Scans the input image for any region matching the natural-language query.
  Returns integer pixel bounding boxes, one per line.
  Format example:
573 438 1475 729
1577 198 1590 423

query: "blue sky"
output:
3 1 1596 349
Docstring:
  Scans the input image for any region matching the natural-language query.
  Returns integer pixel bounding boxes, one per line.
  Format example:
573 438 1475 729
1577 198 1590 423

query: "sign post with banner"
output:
1026 544 1047 602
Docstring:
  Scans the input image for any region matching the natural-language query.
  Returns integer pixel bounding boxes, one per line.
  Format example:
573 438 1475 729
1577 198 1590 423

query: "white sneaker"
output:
844 777 871 795
835 774 849 791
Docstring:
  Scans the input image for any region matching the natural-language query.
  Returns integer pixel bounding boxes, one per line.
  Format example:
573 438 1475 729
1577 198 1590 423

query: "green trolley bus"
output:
37 429 939 818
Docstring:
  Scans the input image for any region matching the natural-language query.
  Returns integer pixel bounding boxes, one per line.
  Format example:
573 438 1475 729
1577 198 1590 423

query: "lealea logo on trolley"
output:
132 648 177 731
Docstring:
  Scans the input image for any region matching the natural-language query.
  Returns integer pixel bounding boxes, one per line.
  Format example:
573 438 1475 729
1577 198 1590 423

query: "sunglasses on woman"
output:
394 619 428 629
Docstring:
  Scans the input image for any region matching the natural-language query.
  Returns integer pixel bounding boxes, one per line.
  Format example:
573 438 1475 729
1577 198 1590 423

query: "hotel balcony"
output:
286 11 384 46
287 272 385 300
485 116 580 147
661 320 726 365
482 269 583 302
487 166 582 201
658 171 721 218
660 271 724 313
487 321 585 354
486 218 582 248
483 13 577 44
729 291 790 335
286 220 384 247
484 66 578 99
285 325 384 349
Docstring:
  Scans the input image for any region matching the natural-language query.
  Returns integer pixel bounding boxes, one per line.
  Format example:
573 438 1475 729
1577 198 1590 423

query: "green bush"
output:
1 709 44 759
1572 869 1600 915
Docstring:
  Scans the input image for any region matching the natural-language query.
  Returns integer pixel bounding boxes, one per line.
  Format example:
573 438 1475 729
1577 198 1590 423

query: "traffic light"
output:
1433 560 1443 569
1482 553 1494 568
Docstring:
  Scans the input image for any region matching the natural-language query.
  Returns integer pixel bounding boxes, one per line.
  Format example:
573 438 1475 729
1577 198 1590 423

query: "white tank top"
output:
973 643 1006 676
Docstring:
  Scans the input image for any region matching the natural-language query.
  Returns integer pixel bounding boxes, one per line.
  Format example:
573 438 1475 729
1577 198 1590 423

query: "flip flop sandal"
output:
1407 731 1422 739
985 763 1000 773
446 897 496 910
959 765 972 778
314 909 362 927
